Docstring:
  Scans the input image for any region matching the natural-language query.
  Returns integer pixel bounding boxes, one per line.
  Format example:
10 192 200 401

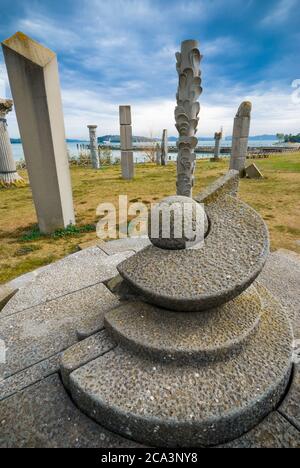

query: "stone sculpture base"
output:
121 151 134 180
0 172 26 187
64 283 293 447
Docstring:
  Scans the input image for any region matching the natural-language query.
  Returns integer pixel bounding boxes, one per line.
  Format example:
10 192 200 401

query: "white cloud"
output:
261 0 297 26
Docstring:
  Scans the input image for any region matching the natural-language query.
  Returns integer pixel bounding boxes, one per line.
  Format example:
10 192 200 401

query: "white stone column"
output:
230 101 252 176
175 40 202 197
161 129 168 166
119 105 134 179
212 130 222 162
87 125 100 169
0 98 25 186
2 32 75 234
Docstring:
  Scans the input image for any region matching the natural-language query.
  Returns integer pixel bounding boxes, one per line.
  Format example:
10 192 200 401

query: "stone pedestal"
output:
0 98 25 187
119 105 134 180
87 125 99 169
230 102 252 176
2 32 75 233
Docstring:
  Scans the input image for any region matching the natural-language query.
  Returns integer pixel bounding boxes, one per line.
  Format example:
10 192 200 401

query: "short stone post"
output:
230 101 252 176
211 130 222 162
2 32 75 233
175 40 202 197
161 129 168 166
0 98 25 187
119 105 134 179
87 125 100 169
155 143 161 165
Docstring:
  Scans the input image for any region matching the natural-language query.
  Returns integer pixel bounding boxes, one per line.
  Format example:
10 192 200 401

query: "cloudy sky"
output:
0 0 299 139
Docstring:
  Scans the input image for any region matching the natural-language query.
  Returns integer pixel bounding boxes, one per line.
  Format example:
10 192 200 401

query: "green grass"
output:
0 152 299 284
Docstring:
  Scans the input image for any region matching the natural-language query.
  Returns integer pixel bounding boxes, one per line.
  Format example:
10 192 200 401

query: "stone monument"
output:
230 101 252 176
161 129 168 166
87 125 100 169
175 40 202 197
0 98 25 187
2 32 75 234
211 130 222 162
119 105 134 180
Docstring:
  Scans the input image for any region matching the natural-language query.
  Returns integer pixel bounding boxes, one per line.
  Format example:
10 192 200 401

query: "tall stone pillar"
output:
161 129 168 166
2 32 75 233
230 101 252 176
119 105 134 180
87 125 100 169
211 130 222 162
175 40 202 197
0 98 25 186
155 143 161 165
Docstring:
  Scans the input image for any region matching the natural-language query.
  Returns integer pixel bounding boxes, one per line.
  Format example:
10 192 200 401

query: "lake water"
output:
11 139 278 163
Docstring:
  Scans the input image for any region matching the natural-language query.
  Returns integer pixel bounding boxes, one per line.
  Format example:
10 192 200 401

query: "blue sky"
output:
0 0 299 138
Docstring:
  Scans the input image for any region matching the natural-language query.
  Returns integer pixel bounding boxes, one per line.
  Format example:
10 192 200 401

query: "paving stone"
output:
60 330 116 387
118 195 269 311
0 283 119 379
99 237 151 255
0 374 141 448
104 285 262 363
0 284 17 311
218 412 300 448
70 286 293 447
0 354 60 401
279 364 300 431
259 249 300 339
1 248 131 317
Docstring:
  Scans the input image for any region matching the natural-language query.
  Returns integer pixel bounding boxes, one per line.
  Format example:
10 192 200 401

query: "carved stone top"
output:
0 98 13 118
214 131 222 140
236 101 252 118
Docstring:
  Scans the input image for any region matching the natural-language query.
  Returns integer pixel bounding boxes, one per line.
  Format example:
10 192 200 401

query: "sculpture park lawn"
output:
0 152 299 284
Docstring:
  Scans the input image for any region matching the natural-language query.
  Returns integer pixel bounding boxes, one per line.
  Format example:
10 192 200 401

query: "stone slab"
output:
245 163 263 179
219 412 300 448
194 170 239 204
1 247 131 317
118 195 269 311
99 237 151 255
0 374 141 448
121 151 134 179
0 354 60 402
258 250 300 339
60 330 116 387
0 283 119 379
104 285 262 363
119 105 131 126
0 284 17 311
120 126 133 151
279 364 300 431
70 286 293 447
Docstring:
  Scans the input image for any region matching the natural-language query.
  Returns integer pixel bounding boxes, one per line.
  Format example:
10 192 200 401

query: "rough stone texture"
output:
121 151 134 180
0 374 141 448
148 196 208 250
2 32 75 233
104 286 261 363
279 364 300 431
0 283 119 379
0 284 17 311
219 412 300 448
60 330 116 387
99 237 151 255
1 247 130 317
194 170 239 204
245 163 263 179
118 195 269 311
176 40 202 197
258 249 300 339
0 354 60 401
70 286 293 447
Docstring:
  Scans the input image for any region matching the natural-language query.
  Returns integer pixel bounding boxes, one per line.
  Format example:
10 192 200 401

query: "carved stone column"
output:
175 40 202 197
211 130 222 162
0 98 25 186
230 102 252 176
161 129 168 166
119 105 134 179
87 125 100 169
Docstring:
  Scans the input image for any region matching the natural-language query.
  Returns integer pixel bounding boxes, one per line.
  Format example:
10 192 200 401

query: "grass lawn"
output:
0 152 299 284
